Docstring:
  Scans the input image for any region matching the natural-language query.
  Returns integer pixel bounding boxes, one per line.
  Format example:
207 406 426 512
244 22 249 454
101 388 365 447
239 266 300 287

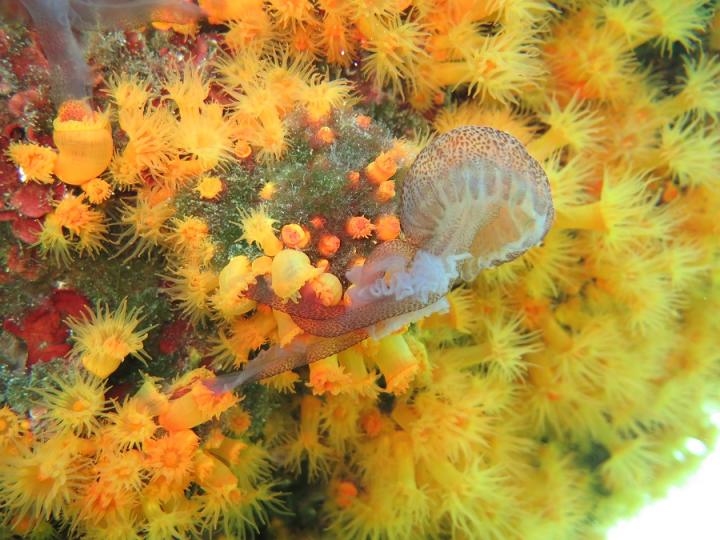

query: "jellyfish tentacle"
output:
68 0 202 30
18 0 202 103
20 0 91 101
207 340 309 393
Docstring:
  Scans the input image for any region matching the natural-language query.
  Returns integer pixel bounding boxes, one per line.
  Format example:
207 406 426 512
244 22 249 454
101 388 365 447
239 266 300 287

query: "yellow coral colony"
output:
1 0 719 539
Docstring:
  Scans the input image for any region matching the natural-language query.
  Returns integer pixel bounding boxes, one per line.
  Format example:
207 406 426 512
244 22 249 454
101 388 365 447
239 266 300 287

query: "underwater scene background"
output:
0 0 719 538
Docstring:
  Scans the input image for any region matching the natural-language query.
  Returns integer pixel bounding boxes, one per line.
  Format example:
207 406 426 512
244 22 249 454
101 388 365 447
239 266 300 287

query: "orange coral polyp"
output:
345 216 375 239
7 142 57 184
316 126 336 144
374 214 401 241
374 180 396 202
259 181 278 200
66 300 150 379
170 216 210 254
54 195 100 235
346 170 361 187
334 480 359 508
81 178 112 204
195 176 224 199
281 223 311 249
356 115 372 128
318 233 341 257
235 140 253 159
105 398 157 449
365 152 398 185
144 430 199 493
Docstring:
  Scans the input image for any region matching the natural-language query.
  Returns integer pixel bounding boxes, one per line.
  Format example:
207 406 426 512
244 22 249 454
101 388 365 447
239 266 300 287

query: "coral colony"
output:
0 0 718 538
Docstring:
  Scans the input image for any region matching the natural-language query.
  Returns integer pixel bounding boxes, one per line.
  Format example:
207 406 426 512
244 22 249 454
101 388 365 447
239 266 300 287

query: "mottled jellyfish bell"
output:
53 100 113 185
400 125 554 280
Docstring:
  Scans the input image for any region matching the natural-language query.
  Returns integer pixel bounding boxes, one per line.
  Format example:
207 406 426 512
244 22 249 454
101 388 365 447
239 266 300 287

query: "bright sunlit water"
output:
608 413 720 540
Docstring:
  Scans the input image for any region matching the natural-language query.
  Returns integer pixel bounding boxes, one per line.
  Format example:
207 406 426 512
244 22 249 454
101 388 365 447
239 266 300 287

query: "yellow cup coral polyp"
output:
66 299 150 378
309 273 344 307
371 334 420 395
158 373 237 432
7 142 57 184
271 249 324 302
53 100 114 186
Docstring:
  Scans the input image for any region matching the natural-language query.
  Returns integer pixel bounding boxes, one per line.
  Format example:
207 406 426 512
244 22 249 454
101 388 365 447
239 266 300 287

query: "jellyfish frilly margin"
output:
211 126 555 392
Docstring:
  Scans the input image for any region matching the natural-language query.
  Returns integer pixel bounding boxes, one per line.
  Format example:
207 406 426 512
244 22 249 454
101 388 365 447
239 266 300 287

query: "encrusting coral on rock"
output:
0 0 719 538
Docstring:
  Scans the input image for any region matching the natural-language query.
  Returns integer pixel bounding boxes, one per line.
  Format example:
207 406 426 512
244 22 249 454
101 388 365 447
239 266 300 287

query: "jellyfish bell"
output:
400 125 555 280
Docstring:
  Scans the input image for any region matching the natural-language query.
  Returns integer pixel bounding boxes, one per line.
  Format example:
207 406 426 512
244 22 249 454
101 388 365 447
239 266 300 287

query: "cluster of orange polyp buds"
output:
365 151 398 203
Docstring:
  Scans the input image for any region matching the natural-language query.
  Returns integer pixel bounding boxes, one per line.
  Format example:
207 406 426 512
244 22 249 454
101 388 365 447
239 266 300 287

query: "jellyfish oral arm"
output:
347 249 469 306
206 341 307 393
206 331 368 393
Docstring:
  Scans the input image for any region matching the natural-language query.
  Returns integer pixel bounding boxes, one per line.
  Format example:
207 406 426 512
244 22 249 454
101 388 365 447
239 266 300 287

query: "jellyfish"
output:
210 126 555 393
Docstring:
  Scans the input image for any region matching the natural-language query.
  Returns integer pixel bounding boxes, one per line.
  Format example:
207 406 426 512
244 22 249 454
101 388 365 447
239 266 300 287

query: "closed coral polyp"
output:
371 334 419 394
271 249 323 302
365 151 397 185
